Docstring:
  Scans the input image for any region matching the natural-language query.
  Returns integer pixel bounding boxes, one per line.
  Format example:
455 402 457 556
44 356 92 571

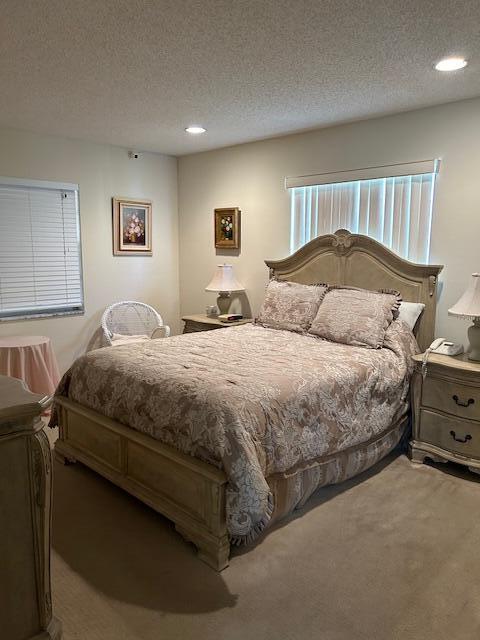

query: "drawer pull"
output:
449 430 472 444
452 395 475 408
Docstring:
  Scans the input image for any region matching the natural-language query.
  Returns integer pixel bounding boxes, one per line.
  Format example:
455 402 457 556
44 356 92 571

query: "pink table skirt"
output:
0 335 60 397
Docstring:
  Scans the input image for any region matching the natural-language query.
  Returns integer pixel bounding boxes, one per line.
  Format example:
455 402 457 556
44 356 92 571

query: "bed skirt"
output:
266 419 406 528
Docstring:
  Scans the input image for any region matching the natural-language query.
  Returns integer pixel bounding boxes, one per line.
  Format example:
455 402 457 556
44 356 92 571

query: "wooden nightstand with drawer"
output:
182 314 253 334
410 352 480 475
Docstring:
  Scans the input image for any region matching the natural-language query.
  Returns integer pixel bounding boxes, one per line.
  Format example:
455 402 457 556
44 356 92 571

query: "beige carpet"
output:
51 452 480 640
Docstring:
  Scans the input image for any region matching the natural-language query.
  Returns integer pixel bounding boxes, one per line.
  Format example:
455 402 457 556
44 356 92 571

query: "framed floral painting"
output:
214 207 240 249
112 197 152 256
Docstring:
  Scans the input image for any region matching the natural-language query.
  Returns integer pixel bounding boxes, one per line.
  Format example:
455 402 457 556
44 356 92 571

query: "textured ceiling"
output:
1 0 480 156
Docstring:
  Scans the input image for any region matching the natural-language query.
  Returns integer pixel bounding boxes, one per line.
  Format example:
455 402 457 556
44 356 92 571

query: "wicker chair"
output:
101 301 170 346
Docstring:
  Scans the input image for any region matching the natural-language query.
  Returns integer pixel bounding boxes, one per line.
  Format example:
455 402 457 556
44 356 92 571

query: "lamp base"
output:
468 319 480 361
216 292 231 315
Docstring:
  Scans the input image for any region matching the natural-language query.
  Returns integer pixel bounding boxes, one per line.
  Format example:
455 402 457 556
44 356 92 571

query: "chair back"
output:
101 301 167 345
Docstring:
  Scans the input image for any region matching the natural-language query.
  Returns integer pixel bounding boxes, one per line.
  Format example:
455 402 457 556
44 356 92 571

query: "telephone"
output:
422 338 464 377
429 338 464 356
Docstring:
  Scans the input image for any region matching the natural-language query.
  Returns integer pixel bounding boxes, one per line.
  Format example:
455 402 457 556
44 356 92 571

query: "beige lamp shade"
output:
205 264 245 293
449 273 480 318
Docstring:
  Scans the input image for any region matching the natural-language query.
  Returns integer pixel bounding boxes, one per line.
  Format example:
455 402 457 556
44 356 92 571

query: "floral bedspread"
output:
51 322 418 542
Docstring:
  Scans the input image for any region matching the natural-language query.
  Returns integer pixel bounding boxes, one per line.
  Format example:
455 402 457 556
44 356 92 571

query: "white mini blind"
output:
289 163 438 264
0 177 84 319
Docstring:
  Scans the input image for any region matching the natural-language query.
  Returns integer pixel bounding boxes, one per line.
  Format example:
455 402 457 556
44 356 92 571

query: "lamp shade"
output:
449 273 480 318
205 264 244 292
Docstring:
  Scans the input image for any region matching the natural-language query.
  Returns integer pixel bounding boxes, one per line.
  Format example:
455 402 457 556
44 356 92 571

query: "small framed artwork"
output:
214 207 241 249
112 197 152 256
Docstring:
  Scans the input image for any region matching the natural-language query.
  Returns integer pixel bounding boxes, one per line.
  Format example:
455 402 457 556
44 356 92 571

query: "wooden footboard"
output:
54 397 230 571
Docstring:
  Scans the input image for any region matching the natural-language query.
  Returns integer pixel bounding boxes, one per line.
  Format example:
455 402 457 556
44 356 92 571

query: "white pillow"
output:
397 302 425 330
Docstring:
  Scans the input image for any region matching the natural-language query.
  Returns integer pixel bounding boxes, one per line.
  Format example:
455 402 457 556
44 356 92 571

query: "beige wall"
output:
2 97 478 375
178 97 480 348
0 127 179 373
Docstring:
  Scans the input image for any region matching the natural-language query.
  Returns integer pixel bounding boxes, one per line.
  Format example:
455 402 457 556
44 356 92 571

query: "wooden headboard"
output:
265 229 443 352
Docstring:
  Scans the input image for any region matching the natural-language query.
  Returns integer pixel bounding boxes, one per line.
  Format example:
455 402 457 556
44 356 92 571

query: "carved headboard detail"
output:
265 229 443 352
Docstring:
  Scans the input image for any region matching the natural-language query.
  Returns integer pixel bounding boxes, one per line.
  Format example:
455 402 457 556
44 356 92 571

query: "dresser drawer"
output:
422 377 480 421
419 409 480 459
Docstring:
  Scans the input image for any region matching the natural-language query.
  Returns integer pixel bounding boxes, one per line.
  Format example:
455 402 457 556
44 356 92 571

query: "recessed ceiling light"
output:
185 125 206 134
435 57 467 72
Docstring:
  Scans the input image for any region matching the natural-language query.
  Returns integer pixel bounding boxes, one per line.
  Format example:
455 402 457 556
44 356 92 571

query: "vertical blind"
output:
0 177 84 319
289 171 437 264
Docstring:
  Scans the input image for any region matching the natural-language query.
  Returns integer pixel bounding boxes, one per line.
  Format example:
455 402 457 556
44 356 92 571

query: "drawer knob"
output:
450 430 472 444
452 395 475 408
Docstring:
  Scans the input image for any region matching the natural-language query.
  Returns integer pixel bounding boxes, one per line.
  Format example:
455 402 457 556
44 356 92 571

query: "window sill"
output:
0 309 85 323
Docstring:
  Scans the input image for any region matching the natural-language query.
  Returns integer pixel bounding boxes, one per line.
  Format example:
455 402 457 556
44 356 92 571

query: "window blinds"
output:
289 166 438 264
0 177 84 319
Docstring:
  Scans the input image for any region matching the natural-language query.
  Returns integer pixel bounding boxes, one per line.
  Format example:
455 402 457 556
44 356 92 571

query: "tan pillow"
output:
308 286 402 348
256 279 328 333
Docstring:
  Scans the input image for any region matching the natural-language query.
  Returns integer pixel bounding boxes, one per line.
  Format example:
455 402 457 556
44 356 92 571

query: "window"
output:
0 176 84 320
288 160 438 263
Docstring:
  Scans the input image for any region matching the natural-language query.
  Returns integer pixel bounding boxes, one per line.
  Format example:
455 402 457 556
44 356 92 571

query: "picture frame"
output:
214 207 241 249
112 197 152 256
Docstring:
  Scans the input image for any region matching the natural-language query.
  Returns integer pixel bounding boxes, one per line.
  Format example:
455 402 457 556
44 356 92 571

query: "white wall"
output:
178 97 480 348
0 127 179 373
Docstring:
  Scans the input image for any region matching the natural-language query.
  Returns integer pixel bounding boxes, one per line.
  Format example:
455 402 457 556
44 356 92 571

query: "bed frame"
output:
54 229 443 570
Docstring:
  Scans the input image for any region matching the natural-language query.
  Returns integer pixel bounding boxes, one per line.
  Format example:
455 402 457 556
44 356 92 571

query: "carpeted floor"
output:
51 452 480 640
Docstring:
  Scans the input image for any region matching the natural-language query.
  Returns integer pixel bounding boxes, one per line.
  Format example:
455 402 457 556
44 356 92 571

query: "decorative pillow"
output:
256 279 328 333
308 286 402 348
397 301 425 330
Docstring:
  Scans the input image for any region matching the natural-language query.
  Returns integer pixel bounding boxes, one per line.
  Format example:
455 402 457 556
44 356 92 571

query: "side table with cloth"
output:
0 336 60 395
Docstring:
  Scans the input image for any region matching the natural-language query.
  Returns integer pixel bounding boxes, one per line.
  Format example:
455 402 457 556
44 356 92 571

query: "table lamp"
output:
448 273 480 361
205 264 245 314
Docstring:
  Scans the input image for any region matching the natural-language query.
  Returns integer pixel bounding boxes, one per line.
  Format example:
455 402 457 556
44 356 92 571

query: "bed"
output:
52 229 443 570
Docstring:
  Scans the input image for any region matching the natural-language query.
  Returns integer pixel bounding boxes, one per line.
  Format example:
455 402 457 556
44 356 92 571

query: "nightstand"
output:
410 352 480 475
182 314 253 334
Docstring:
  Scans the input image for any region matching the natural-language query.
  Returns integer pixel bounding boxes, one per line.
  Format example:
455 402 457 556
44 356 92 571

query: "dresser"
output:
182 314 253 333
0 375 62 640
410 353 480 474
